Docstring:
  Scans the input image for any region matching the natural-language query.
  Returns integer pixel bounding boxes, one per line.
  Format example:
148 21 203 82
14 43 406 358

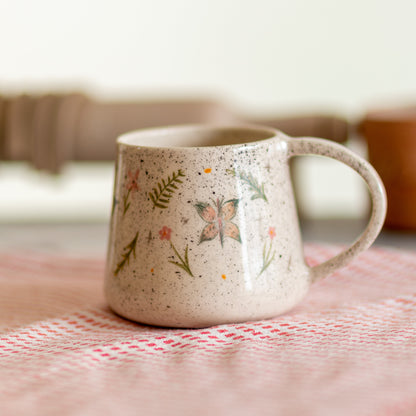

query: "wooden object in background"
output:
0 93 349 172
361 107 416 230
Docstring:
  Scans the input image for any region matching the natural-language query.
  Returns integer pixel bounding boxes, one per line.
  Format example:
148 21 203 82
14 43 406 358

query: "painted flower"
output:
126 168 140 192
158 226 193 276
122 168 140 216
259 227 276 277
195 198 241 247
159 226 172 241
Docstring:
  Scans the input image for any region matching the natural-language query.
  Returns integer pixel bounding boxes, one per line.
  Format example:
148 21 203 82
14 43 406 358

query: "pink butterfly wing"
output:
220 199 239 221
195 203 217 222
199 223 219 244
224 221 241 243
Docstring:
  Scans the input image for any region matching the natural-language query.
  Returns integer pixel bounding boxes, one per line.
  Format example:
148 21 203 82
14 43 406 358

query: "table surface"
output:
1 238 416 416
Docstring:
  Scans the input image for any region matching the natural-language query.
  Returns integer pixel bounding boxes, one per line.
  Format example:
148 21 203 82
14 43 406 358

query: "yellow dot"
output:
221 274 226 280
151 268 154 273
204 168 212 173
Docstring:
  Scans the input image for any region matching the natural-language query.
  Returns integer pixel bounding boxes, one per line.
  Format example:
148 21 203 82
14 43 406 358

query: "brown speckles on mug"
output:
104 125 386 328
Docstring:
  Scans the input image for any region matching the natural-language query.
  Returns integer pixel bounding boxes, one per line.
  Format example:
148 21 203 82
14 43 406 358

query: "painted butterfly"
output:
195 198 242 247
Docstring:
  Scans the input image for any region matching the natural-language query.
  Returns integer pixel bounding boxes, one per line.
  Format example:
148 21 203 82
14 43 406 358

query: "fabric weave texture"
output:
0 244 415 416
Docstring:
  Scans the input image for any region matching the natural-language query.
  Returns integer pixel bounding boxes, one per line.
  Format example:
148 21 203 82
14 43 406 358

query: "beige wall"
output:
1 0 415 114
0 0 415 221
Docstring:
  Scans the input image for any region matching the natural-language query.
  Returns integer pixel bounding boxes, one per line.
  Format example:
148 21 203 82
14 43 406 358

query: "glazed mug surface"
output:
105 125 386 328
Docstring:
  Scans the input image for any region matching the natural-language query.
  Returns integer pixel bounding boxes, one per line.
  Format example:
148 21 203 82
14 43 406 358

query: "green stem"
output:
114 231 139 276
258 241 275 277
169 241 194 277
122 188 131 216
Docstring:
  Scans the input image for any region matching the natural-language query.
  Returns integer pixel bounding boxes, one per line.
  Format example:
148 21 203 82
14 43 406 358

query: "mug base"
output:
106 296 306 329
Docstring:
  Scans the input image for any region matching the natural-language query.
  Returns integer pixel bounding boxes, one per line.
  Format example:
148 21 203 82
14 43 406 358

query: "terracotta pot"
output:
361 107 416 230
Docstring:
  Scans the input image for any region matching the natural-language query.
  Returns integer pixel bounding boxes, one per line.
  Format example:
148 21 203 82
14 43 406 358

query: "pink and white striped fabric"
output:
1 244 416 416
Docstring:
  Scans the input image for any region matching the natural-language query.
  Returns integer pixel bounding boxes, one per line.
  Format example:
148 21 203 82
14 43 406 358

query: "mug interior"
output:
117 125 277 148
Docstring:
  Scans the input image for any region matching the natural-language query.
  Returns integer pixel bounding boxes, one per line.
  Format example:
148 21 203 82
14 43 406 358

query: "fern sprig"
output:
239 171 268 202
114 231 139 276
149 170 185 209
227 169 268 202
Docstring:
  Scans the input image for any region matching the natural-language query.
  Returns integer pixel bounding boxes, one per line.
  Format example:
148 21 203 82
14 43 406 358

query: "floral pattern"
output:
159 226 172 241
258 227 276 277
149 170 185 210
226 169 268 202
159 226 193 277
195 198 241 247
123 168 140 216
113 161 277 282
114 231 139 276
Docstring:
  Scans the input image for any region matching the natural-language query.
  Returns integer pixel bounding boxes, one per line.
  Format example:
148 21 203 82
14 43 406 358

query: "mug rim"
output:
116 124 283 150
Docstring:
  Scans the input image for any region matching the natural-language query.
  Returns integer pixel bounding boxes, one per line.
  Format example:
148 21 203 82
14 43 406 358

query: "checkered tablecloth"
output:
1 244 416 416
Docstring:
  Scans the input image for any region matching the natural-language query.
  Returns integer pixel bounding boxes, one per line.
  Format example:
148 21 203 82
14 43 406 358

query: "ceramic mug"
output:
105 125 386 328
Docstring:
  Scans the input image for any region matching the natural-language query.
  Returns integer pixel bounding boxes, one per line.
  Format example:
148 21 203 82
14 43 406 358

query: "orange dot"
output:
204 168 212 173
150 268 154 273
221 274 226 280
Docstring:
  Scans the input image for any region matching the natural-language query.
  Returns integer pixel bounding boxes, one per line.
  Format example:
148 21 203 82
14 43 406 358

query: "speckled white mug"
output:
105 125 386 328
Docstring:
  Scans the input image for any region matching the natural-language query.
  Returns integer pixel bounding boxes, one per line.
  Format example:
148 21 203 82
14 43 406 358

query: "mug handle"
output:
286 137 387 283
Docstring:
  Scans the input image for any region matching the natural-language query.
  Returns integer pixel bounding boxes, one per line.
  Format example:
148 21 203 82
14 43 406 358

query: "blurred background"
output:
1 0 416 250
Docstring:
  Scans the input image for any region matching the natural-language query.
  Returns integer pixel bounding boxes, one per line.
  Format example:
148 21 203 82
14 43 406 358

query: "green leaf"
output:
184 245 189 264
114 231 139 276
168 261 193 276
168 242 193 276
149 170 186 210
234 169 268 203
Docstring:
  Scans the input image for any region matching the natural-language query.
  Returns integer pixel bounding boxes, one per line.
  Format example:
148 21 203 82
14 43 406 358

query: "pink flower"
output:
268 227 276 240
159 226 172 241
126 168 140 192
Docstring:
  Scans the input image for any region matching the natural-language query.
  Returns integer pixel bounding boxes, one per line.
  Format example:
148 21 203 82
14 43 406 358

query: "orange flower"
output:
268 227 276 240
